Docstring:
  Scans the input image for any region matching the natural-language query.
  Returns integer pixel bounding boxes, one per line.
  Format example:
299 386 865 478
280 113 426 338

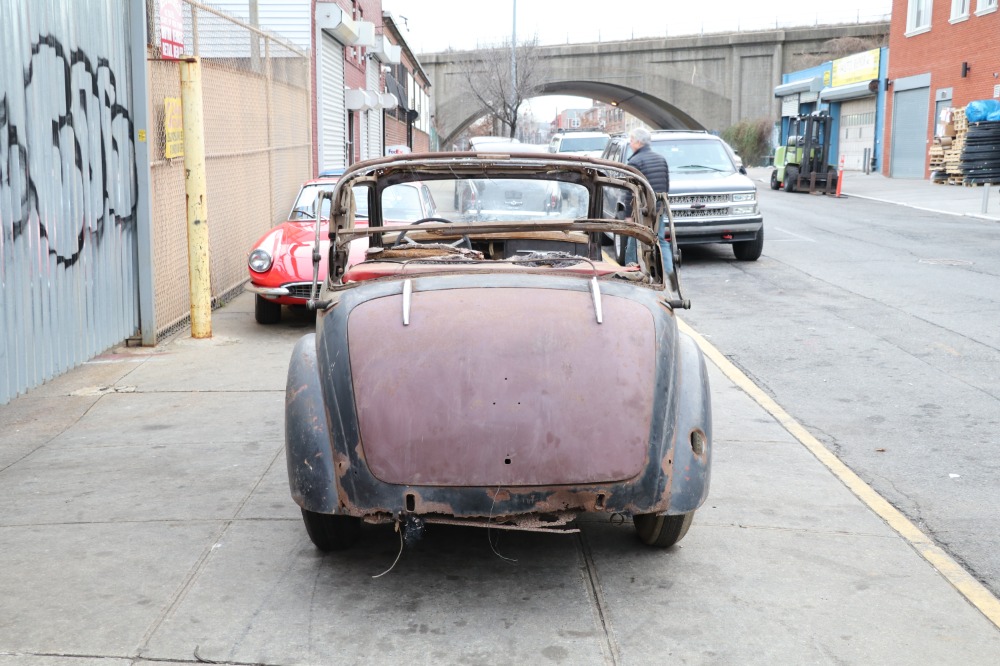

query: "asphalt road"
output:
677 186 1000 597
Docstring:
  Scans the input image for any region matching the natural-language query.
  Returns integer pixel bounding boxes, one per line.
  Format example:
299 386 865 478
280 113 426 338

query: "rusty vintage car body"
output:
285 152 712 551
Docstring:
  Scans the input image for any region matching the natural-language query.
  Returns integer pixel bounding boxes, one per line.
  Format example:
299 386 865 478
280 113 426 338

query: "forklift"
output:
771 111 839 194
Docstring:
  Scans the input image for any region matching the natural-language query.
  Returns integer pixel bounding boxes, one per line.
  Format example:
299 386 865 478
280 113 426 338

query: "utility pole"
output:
510 0 517 137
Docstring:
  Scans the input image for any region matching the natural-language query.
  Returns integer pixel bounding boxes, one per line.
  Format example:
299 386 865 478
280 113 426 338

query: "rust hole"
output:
595 493 606 510
504 457 511 464
405 493 415 512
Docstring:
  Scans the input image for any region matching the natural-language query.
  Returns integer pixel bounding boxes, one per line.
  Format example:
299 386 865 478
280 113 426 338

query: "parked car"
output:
468 135 519 149
455 175 572 219
601 130 764 261
284 152 712 553
548 130 611 157
245 177 435 324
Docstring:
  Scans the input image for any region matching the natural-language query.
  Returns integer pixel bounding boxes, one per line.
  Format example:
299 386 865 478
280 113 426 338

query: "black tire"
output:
301 508 361 551
255 295 282 325
633 511 695 548
615 234 628 265
733 226 764 261
769 169 780 190
784 166 798 193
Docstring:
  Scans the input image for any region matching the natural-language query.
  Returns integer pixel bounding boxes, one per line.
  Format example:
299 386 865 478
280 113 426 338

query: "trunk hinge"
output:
590 277 603 324
402 279 412 325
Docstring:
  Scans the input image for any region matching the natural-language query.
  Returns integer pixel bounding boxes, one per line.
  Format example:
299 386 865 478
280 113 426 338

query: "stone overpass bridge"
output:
420 23 889 147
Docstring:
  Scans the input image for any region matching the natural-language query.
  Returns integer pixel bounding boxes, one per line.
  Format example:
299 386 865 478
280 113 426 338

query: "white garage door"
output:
366 63 382 160
838 97 876 171
320 34 346 171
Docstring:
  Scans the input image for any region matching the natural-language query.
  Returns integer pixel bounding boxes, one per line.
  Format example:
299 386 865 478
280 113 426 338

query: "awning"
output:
773 76 824 98
819 80 877 102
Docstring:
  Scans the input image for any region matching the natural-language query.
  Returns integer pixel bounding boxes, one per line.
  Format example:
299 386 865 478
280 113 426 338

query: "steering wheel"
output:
390 217 472 250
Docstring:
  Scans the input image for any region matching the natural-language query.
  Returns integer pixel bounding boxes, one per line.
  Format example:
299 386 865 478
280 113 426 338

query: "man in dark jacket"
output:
623 127 669 263
626 127 669 205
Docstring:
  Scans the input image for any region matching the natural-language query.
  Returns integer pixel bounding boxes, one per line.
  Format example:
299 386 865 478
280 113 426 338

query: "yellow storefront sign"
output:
164 97 184 158
831 49 880 88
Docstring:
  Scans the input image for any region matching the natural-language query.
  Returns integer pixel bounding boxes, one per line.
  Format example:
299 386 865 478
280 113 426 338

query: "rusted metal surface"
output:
349 288 655 486
294 273 703 522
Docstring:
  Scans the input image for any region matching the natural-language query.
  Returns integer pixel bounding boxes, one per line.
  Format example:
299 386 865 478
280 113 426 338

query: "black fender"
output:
667 332 713 514
285 334 341 514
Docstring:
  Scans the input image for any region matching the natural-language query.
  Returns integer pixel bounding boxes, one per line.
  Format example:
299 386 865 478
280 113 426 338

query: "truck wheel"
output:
784 167 798 193
301 509 361 551
770 170 780 190
255 295 282 324
733 226 764 261
633 511 694 548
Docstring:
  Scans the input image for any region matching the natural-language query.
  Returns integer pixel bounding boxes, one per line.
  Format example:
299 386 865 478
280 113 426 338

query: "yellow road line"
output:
677 317 1000 629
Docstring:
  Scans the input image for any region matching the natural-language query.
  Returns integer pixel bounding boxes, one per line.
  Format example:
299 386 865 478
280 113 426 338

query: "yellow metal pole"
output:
180 57 212 339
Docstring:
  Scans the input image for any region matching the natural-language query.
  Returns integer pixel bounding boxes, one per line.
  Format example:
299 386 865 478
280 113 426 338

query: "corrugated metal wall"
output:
0 0 140 405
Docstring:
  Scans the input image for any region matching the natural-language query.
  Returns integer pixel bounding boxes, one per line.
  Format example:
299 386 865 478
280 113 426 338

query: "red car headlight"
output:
248 249 273 273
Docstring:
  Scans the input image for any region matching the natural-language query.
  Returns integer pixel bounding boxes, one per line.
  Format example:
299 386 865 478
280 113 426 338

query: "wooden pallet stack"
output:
929 144 946 182
930 106 968 184
945 107 968 185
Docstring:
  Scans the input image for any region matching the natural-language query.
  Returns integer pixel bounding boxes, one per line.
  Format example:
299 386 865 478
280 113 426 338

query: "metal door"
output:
838 97 876 171
367 63 382 159
1 0 140 405
891 87 930 178
320 34 346 171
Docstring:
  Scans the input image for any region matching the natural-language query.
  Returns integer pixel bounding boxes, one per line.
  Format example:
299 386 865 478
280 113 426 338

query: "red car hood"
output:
249 219 369 287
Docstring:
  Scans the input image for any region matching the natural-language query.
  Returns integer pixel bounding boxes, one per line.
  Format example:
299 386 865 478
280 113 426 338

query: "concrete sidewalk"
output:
1 292 999 664
748 166 1000 221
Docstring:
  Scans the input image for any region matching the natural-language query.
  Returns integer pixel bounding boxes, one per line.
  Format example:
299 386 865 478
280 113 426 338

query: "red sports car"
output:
245 177 438 324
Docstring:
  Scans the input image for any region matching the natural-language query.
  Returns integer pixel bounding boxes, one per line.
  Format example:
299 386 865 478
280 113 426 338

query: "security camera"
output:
381 65 391 73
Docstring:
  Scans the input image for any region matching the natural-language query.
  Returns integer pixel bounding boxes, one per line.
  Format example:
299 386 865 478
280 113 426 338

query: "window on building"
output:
951 0 971 19
907 0 933 33
976 0 998 14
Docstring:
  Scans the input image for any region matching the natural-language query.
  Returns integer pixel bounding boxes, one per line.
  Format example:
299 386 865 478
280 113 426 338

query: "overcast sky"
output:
381 0 893 121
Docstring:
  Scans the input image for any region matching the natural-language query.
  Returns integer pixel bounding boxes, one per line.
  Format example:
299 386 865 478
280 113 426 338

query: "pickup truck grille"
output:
670 194 730 205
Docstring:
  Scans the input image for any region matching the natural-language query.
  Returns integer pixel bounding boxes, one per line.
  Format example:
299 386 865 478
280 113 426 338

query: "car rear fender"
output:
666 332 712 514
285 333 342 513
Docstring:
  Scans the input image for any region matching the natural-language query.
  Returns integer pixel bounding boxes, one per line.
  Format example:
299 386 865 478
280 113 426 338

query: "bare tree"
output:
455 37 547 139
791 35 888 70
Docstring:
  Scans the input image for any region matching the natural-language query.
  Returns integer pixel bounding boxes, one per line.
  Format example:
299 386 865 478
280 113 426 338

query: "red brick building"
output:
884 0 999 178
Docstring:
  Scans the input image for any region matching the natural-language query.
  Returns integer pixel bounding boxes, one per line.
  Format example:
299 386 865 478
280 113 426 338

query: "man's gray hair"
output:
629 127 651 147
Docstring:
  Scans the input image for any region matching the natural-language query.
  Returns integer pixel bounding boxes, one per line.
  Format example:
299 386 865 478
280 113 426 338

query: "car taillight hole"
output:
405 493 415 512
596 494 606 510
690 430 706 456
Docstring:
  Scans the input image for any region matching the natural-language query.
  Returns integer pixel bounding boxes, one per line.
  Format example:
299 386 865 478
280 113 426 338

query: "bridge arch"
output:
442 80 708 148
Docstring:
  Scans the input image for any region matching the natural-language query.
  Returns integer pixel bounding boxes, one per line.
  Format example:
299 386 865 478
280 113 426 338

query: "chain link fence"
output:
147 0 311 336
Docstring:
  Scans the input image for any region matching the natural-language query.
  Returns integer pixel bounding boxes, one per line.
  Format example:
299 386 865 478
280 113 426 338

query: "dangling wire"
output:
487 486 518 565
372 519 405 578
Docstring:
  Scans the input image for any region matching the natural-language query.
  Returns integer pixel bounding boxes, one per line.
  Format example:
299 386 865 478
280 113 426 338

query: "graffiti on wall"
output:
0 33 137 268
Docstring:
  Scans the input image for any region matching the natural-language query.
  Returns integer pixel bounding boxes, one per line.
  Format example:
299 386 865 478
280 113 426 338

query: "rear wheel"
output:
733 226 764 261
633 512 695 548
255 295 282 325
301 509 361 551
784 166 799 193
770 169 780 190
